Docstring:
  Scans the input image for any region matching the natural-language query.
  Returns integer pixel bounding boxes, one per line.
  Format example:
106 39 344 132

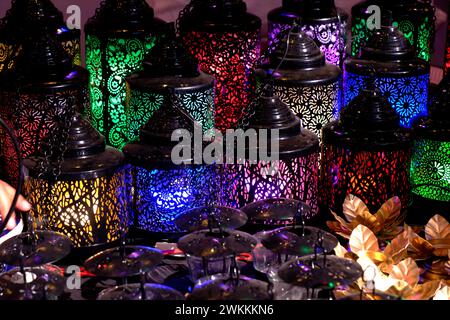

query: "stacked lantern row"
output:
0 0 448 249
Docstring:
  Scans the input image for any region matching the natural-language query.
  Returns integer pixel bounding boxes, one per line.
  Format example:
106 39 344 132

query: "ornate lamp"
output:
409 75 450 223
23 113 127 248
320 88 412 216
344 26 430 129
126 23 215 142
0 0 81 69
351 0 436 62
268 0 348 67
178 0 261 132
85 0 165 149
0 27 89 185
123 95 215 239
223 88 320 220
257 27 342 137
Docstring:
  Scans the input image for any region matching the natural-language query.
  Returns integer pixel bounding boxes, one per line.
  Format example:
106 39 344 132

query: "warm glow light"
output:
24 173 126 248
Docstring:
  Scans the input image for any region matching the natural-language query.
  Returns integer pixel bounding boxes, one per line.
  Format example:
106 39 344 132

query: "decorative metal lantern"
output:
0 27 89 185
268 0 348 67
123 95 215 239
344 26 430 129
0 0 81 69
409 75 450 222
223 89 320 220
257 27 342 137
85 0 165 149
126 23 215 142
320 88 412 216
23 113 127 248
351 0 436 62
178 0 261 132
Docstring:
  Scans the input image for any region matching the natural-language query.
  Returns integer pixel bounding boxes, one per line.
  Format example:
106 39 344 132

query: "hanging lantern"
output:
268 0 348 67
257 27 342 137
0 27 89 185
344 26 430 129
126 23 215 142
0 0 81 69
409 76 450 223
23 113 127 248
85 0 165 149
178 0 261 131
223 89 320 220
320 88 412 216
351 0 436 62
123 95 215 239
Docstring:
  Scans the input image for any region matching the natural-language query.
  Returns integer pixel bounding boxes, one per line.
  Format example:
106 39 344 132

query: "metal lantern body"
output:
23 114 127 248
344 26 430 129
409 76 450 221
0 0 81 70
85 0 165 149
126 24 215 142
351 0 436 62
0 30 89 185
223 92 320 220
320 89 412 215
123 99 215 238
257 28 342 137
178 0 261 131
268 0 348 67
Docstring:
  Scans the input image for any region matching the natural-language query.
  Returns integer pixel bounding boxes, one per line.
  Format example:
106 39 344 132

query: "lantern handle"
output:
0 117 25 235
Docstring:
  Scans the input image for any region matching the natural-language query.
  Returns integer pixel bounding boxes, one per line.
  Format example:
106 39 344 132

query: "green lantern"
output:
351 0 435 62
409 76 450 223
85 0 165 149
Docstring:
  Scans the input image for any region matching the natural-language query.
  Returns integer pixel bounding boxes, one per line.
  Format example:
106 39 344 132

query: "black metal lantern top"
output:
0 0 76 42
323 88 411 150
178 0 262 33
123 94 198 169
258 27 341 86
303 0 338 19
25 113 124 180
240 87 319 160
0 25 88 93
85 0 165 36
126 23 214 94
345 26 429 77
413 75 450 141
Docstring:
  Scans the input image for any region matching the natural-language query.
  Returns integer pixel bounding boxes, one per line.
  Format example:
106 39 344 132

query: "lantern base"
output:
407 195 450 226
57 239 121 267
128 227 188 244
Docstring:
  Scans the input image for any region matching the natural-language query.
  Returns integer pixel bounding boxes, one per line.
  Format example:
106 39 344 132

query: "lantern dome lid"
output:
258 27 341 85
413 75 450 141
271 26 325 69
345 26 429 77
238 86 319 159
0 0 68 40
126 23 215 93
123 94 199 168
85 0 165 35
24 113 124 180
178 0 261 32
323 88 411 150
1 26 88 91
361 26 415 61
